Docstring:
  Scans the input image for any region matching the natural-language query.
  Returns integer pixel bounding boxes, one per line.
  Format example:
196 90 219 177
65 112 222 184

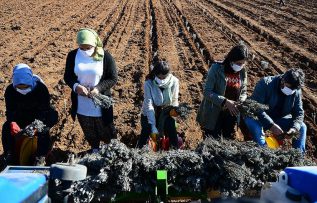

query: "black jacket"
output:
4 81 58 128
63 49 118 123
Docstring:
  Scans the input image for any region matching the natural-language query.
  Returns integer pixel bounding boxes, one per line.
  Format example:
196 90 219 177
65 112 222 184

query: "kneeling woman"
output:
2 64 58 164
138 60 179 149
197 44 249 139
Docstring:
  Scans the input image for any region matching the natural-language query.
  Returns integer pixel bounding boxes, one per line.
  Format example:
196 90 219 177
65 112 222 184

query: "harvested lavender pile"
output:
69 139 313 202
23 119 47 136
91 93 114 109
195 139 312 197
237 99 269 119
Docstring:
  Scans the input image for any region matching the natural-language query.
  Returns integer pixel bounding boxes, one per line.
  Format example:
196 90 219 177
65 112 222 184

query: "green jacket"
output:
196 63 247 130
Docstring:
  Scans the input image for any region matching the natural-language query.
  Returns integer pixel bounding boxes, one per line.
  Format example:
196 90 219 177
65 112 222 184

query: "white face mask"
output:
155 75 170 86
231 63 244 72
281 86 295 96
16 87 32 95
80 47 95 57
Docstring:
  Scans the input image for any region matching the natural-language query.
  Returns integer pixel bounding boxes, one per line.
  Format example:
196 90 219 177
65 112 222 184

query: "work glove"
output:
10 122 21 136
169 108 178 117
149 125 158 152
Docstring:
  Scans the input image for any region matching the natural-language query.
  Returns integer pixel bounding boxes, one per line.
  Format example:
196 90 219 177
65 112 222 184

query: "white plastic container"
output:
261 171 309 203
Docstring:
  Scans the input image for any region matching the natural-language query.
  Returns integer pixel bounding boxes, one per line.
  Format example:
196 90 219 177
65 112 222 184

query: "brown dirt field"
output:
0 0 317 161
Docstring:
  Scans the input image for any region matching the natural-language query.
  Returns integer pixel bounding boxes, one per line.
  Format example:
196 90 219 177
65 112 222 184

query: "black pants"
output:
138 115 178 149
77 114 117 149
2 121 14 155
204 110 237 140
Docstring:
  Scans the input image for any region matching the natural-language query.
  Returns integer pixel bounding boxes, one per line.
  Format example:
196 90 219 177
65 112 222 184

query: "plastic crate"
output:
285 166 317 203
0 166 49 203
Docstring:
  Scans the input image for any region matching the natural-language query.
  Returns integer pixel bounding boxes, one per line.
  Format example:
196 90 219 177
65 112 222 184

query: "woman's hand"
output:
225 99 239 116
90 88 99 96
88 88 99 98
75 85 89 96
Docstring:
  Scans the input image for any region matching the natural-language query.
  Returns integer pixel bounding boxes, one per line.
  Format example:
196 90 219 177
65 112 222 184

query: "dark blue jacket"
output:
251 75 304 130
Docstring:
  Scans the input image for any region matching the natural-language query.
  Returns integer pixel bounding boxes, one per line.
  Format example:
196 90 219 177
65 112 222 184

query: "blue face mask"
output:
16 87 32 95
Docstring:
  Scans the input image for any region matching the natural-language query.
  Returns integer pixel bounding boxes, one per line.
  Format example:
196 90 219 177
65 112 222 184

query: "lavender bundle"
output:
91 94 114 109
237 99 269 119
22 119 47 137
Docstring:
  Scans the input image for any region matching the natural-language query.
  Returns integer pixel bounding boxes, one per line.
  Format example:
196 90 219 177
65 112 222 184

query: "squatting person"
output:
244 68 306 153
2 64 58 164
137 60 180 149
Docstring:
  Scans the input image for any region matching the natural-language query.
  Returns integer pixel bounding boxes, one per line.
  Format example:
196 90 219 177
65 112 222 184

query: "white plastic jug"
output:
261 171 309 203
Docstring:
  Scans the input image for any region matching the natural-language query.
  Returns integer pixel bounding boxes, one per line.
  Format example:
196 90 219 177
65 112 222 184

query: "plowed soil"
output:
1 0 317 160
